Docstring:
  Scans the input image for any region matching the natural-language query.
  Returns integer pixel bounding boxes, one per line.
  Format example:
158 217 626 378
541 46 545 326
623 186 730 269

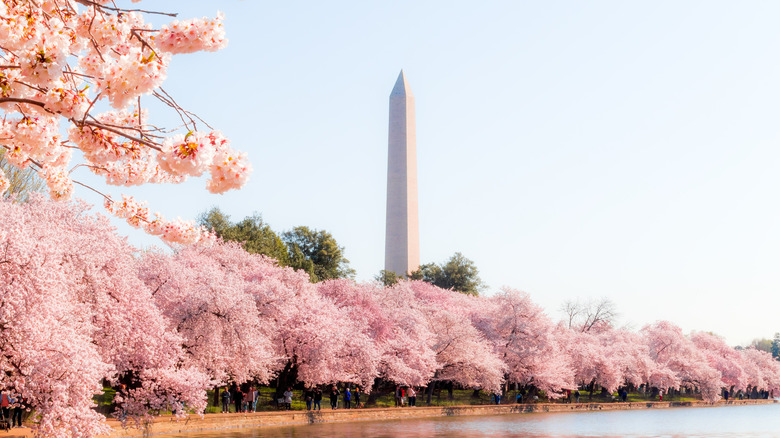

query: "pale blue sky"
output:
76 1 780 345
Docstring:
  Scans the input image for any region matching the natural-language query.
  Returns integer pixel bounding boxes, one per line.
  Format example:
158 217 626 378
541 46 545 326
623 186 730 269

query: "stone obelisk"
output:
385 70 420 277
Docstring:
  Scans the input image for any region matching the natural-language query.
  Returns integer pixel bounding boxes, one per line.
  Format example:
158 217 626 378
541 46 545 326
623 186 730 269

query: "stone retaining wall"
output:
103 399 778 437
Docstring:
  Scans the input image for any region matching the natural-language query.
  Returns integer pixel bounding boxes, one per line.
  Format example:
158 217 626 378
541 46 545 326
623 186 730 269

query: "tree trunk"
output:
274 360 299 400
366 378 383 406
447 382 454 400
426 382 435 405
213 386 221 407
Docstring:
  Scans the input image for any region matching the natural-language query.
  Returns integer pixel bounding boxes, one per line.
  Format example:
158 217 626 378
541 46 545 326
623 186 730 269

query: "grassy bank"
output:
189 387 700 414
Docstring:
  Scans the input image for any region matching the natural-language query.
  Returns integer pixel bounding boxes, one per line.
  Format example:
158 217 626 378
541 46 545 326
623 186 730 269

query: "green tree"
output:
772 333 780 359
282 226 355 282
198 207 289 264
198 207 232 236
375 269 402 287
750 338 773 354
0 148 45 201
410 252 484 296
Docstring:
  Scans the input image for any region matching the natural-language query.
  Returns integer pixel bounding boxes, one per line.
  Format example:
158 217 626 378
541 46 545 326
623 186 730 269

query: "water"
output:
160 403 780 438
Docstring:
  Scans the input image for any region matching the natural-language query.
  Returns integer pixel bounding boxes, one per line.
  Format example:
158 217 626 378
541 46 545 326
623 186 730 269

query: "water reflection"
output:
161 404 780 438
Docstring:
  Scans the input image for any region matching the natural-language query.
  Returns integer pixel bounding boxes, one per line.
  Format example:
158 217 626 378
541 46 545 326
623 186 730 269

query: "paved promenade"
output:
1 399 776 437
104 399 777 437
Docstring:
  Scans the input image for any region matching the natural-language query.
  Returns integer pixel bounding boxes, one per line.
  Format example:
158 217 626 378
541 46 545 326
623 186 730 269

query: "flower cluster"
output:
144 214 216 246
157 130 252 195
104 194 215 245
154 13 228 54
158 131 219 177
2 115 63 166
208 145 252 194
0 2 249 247
39 165 73 201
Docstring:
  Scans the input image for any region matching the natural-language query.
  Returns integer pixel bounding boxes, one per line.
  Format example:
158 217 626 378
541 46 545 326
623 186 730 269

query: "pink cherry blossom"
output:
138 243 278 387
0 196 207 436
0 3 249 246
475 289 574 396
154 13 228 55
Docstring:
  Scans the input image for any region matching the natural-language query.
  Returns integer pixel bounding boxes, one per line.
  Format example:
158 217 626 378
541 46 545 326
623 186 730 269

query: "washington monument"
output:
385 70 420 277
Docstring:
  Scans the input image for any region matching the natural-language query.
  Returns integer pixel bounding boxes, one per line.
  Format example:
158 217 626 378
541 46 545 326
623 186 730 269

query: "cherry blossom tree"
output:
406 281 505 393
600 329 654 390
474 289 574 397
0 196 210 437
691 331 747 394
0 1 250 244
0 196 111 437
137 242 278 388
242 256 368 394
318 279 437 389
370 282 439 387
642 321 722 402
562 328 619 396
740 347 780 396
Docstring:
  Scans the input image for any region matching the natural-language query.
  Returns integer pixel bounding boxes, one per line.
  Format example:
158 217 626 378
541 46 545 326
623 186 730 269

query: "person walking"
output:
314 388 323 411
304 388 314 411
221 387 231 413
330 386 340 409
394 385 402 407
251 386 258 412
283 387 293 410
10 393 22 428
233 387 243 413
0 390 11 422
408 387 416 407
243 389 253 412
344 387 352 409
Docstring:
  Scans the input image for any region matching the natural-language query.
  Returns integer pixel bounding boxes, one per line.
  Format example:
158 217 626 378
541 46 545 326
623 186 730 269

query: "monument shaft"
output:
385 70 420 277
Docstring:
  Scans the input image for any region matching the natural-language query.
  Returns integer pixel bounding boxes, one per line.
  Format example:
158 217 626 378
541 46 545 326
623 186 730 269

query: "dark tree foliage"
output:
199 210 354 283
375 269 402 287
282 226 355 282
410 252 484 296
198 207 289 264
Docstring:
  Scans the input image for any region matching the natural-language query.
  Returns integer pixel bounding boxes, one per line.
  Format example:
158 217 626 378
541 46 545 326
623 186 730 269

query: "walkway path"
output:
1 399 775 437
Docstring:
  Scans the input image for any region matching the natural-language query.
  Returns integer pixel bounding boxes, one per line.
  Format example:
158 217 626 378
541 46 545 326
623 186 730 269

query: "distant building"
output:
385 70 420 277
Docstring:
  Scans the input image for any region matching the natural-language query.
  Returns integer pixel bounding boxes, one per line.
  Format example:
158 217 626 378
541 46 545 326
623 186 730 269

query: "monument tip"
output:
391 69 412 97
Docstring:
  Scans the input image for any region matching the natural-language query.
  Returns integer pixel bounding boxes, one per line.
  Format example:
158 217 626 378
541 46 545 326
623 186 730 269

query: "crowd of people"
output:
217 385 430 412
220 386 260 413
0 390 25 429
393 386 417 407
213 382 780 414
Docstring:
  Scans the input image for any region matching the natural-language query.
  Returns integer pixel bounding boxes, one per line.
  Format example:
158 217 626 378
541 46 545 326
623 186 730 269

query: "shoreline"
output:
103 399 777 437
1 399 775 437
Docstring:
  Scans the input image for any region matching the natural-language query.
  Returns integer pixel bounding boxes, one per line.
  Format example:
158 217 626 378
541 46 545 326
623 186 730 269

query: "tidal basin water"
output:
158 403 780 438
